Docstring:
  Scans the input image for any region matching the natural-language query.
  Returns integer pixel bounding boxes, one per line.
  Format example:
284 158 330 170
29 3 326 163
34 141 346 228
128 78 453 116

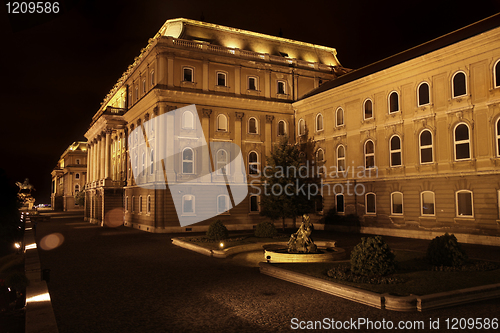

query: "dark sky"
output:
1 0 499 203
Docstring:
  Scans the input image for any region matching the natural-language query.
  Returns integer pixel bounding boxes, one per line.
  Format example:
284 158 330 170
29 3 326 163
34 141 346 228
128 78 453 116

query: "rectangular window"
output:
336 194 344 213
217 195 229 214
277 81 285 94
391 192 403 215
183 68 193 82
421 192 435 216
248 77 257 90
456 191 473 217
217 72 226 86
182 195 195 215
250 195 259 212
366 193 376 214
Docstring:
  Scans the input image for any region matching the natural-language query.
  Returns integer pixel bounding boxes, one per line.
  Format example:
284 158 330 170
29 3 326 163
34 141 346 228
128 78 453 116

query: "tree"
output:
74 190 85 207
259 135 320 229
0 169 21 254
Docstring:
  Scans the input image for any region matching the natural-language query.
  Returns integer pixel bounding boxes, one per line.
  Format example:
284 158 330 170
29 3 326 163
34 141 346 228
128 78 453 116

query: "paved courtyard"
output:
36 214 500 332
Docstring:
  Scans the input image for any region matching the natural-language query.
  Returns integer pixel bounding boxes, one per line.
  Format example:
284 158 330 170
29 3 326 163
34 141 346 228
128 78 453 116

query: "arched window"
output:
365 193 376 214
419 130 433 164
217 195 229 214
421 191 435 216
390 135 402 167
316 113 324 131
74 184 80 194
417 82 430 106
150 149 154 175
150 70 155 86
182 194 195 214
364 99 373 120
298 119 305 136
183 67 193 82
388 91 399 113
316 148 324 162
182 111 194 129
496 118 500 157
364 140 375 169
277 81 286 94
248 151 259 175
75 173 80 179
216 149 229 175
182 148 194 174
139 196 143 213
142 79 146 93
494 59 500 88
147 195 151 214
278 120 286 136
217 114 228 132
454 123 471 160
336 108 344 127
248 117 258 134
391 192 403 215
217 72 227 86
336 194 344 213
452 71 467 97
337 145 346 171
456 190 473 217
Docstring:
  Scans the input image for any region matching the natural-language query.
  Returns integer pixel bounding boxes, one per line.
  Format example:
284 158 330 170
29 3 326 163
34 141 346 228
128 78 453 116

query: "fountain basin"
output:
263 241 346 263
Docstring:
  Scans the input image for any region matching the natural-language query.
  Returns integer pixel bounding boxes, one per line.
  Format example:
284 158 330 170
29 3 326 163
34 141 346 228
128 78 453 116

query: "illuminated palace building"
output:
85 15 500 243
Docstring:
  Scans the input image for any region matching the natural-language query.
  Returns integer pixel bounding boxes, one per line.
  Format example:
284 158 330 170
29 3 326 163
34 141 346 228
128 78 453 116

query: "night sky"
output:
1 0 499 203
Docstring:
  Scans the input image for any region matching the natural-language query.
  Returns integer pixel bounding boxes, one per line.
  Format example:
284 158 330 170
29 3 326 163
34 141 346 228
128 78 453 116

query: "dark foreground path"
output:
36 215 500 333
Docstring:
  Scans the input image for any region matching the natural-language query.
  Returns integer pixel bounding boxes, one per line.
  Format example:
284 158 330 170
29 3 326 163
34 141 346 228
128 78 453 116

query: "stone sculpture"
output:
288 214 317 253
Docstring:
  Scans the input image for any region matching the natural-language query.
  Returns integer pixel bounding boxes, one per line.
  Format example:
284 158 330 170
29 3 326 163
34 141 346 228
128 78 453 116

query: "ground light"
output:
219 242 224 249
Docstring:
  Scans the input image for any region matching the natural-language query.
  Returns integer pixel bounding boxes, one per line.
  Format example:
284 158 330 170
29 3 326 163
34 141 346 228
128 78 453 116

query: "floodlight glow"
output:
25 243 37 250
26 292 51 303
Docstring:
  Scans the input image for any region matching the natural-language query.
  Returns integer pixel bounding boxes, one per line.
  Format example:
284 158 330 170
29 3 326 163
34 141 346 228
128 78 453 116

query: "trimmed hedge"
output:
254 222 277 238
426 233 468 267
206 220 229 240
350 236 396 277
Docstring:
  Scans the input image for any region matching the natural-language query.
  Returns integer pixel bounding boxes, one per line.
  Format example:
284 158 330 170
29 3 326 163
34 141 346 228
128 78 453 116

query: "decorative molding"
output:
235 112 245 120
202 108 212 118
265 115 275 123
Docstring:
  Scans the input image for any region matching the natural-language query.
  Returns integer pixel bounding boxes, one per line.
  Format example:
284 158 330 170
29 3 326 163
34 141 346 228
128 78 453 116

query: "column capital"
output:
235 112 244 120
202 108 212 118
266 115 275 123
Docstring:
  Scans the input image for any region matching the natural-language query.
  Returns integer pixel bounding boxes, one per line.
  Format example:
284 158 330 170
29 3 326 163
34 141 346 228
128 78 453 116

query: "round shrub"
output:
350 236 396 277
426 233 468 267
254 222 277 238
206 220 228 240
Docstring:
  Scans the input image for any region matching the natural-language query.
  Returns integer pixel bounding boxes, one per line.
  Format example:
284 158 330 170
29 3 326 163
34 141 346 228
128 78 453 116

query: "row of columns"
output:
87 129 112 184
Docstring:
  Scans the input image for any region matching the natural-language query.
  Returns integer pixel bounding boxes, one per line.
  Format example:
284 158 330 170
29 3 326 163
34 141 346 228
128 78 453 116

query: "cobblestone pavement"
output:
36 215 500 333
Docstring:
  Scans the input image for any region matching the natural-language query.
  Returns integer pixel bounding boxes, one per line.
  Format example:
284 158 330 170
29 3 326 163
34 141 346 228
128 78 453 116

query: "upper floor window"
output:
364 99 373 120
182 111 194 129
125 196 129 212
364 140 375 169
248 77 257 90
217 195 229 214
365 193 376 214
139 196 143 213
452 71 467 98
390 135 402 167
217 114 228 132
316 113 324 132
336 108 344 127
421 191 435 216
217 72 227 86
494 59 500 88
182 148 194 174
142 152 145 172
142 79 146 93
417 82 430 106
248 117 258 134
316 148 324 162
336 194 345 214
298 119 305 136
150 149 154 175
456 190 473 217
150 70 155 86
337 145 345 171
248 151 259 175
278 120 286 136
277 80 286 95
388 91 399 113
183 67 193 82
75 173 80 179
182 194 195 215
147 196 151 214
249 195 259 212
216 149 229 175
496 118 500 157
420 130 433 164
76 159 80 164
135 86 139 101
131 196 135 213
454 123 471 160
391 192 403 215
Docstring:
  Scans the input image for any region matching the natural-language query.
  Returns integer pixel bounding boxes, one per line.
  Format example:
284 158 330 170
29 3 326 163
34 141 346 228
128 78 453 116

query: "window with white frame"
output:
495 60 500 88
182 148 194 174
249 195 259 212
390 135 402 167
456 190 473 217
391 192 403 215
182 194 195 215
217 195 230 214
139 196 143 213
298 119 305 136
147 195 151 214
183 67 193 82
336 194 345 214
496 118 500 157
452 71 467 98
421 191 435 216
216 149 229 175
316 113 324 132
125 196 129 212
248 151 259 175
217 114 228 132
454 123 471 160
182 111 194 129
151 70 155 86
365 193 376 214
277 80 286 94
336 108 344 126
420 130 433 164
388 91 399 113
364 140 375 169
150 149 154 175
316 148 324 163
364 99 373 120
75 173 80 179
337 145 346 171
278 120 286 136
417 82 430 106
248 117 258 134
216 72 227 86
248 77 257 90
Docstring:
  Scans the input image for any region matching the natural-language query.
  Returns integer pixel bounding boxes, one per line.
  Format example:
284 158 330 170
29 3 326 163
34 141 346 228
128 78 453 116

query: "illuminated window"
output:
452 71 467 98
298 119 305 136
183 67 193 82
248 151 259 175
421 191 435 216
147 195 151 214
390 135 402 167
151 70 155 86
496 118 500 157
217 114 228 132
336 194 344 213
217 72 227 86
75 173 80 179
139 196 143 213
217 195 229 214
364 140 375 169
456 190 473 217
216 149 229 175
454 123 471 160
417 82 430 106
278 120 286 136
250 195 259 212
336 108 344 127
495 60 500 88
150 149 154 175
182 195 195 215
365 193 376 214
364 99 373 120
337 145 345 171
248 77 257 90
420 130 433 164
182 148 194 174
248 117 258 134
391 192 403 215
316 113 324 132
277 80 286 94
182 111 194 129
388 91 399 113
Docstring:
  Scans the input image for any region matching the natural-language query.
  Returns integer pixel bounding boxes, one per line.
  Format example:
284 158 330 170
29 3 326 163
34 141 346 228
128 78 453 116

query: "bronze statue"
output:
288 214 317 253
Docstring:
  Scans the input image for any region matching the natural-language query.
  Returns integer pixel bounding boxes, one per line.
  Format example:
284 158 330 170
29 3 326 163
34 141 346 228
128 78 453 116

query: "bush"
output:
254 222 277 238
350 236 396 277
426 233 468 267
206 220 228 240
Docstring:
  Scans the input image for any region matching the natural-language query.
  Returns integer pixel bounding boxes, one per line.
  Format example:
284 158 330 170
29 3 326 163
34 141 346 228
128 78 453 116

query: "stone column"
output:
95 138 100 181
235 66 241 95
87 144 92 184
265 115 274 157
100 134 105 181
157 53 167 85
167 55 174 87
265 70 271 98
234 112 245 183
105 130 111 179
202 60 209 91
201 109 212 181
